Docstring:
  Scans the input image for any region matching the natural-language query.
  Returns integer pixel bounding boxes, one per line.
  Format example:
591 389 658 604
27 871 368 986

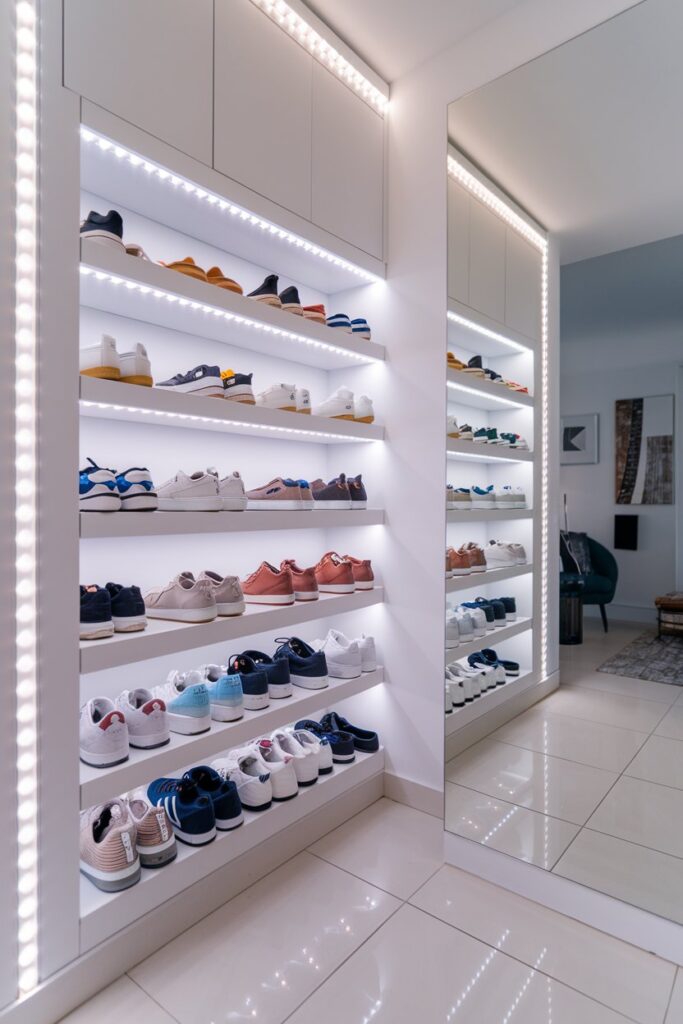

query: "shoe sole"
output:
216 600 245 616
156 382 223 397
137 835 177 867
80 621 115 640
112 614 147 632
290 674 329 690
224 394 256 404
317 583 355 594
80 366 121 381
119 374 153 387
221 498 248 511
167 711 212 734
174 826 216 845
80 230 126 250
242 693 270 711
293 591 319 601
146 608 217 622
129 733 170 749
157 497 223 511
80 861 141 891
79 749 128 768
247 500 306 510
354 416 375 423
79 494 121 511
210 704 244 722
268 684 293 699
244 594 295 605
249 295 281 307
216 812 245 830
120 493 158 511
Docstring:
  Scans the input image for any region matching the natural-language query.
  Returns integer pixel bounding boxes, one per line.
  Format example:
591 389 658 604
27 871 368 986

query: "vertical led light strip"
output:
447 154 550 678
14 0 39 997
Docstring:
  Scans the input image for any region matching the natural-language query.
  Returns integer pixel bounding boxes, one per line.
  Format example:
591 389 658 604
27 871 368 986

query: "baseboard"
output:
443 832 682 966
1 772 383 1024
384 772 443 817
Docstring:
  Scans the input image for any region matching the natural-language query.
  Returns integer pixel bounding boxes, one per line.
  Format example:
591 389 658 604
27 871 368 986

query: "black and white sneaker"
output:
221 369 255 404
156 364 223 398
80 209 125 251
279 285 303 315
248 274 280 307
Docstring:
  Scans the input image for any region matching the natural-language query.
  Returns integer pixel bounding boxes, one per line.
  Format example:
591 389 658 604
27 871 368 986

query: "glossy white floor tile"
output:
410 864 676 1024
446 738 618 825
308 797 444 899
655 704 683 741
564 669 680 705
129 851 399 1024
626 734 683 790
553 829 683 924
586 775 683 858
491 706 648 772
287 904 633 1024
445 782 579 868
58 976 175 1024
542 685 671 733
665 969 683 1023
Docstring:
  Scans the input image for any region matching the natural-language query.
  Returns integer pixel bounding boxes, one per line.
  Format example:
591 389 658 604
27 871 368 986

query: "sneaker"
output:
354 395 375 423
115 689 169 748
485 541 522 568
448 487 471 510
350 317 371 341
115 466 158 511
447 547 471 577
279 285 303 315
289 727 330 775
319 712 379 753
444 680 454 714
297 479 314 509
156 363 224 398
251 738 298 800
326 313 351 332
348 474 367 509
342 553 374 590
457 605 486 637
197 664 244 721
467 651 508 685
449 677 466 708
280 559 319 601
295 720 355 763
118 342 152 387
248 273 280 307
463 355 484 377
495 486 526 510
158 256 208 282
79 333 121 381
153 671 212 734
471 485 496 509
126 794 177 867
461 601 495 633
312 387 354 420
144 575 217 623
79 458 120 511
183 766 244 830
181 570 245 616
446 613 460 650
274 636 328 690
246 477 305 510
157 470 223 511
226 654 270 710
270 730 318 787
241 561 295 605
303 303 326 324
221 369 255 404
80 209 125 250
447 417 461 438
80 800 140 891
207 468 248 511
212 752 273 810
460 542 487 572
458 423 474 441
356 633 377 671
310 474 352 510
80 697 129 767
473 427 490 444
104 582 147 632
295 387 311 414
206 266 243 294
239 649 292 699
454 608 476 642
147 777 216 845
498 596 517 621
80 585 114 640
313 551 355 594
313 629 362 678
256 383 297 412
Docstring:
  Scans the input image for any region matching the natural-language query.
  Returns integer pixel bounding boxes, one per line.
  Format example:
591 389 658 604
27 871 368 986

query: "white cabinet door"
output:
505 229 542 341
214 0 312 220
468 198 506 324
447 178 470 305
312 62 384 259
64 0 213 164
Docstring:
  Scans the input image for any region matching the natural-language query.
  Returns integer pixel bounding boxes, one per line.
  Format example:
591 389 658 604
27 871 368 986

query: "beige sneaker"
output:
181 570 245 616
145 574 218 622
79 799 140 892
126 794 177 868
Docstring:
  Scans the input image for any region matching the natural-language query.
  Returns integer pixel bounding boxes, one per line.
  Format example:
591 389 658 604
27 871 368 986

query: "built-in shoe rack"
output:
77 113 388 948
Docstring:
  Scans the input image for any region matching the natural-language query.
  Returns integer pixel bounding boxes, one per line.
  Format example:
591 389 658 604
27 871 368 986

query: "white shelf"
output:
447 299 536 356
446 669 533 734
80 242 385 370
80 588 384 673
80 508 385 539
446 370 534 410
80 667 385 810
447 508 532 523
79 747 384 950
446 565 532 594
79 377 385 444
445 617 533 665
447 438 534 463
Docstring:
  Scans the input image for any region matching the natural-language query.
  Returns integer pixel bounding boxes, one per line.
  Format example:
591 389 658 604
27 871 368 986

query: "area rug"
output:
597 631 683 685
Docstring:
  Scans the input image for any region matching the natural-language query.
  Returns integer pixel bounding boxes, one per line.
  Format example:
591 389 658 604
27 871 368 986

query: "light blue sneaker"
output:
197 665 244 722
152 671 211 735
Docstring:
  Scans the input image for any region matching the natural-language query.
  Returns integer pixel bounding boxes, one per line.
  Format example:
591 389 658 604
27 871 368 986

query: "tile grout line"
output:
579 825 683 866
662 968 679 1024
564 678 680 707
445 778 593 830
124 973 184 1024
488 734 649 772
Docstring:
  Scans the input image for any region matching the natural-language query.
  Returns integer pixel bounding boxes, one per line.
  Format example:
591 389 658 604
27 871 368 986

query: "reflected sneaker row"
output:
80 583 146 639
447 485 527 510
446 597 517 648
447 352 529 394
246 474 367 511
446 541 527 577
445 647 521 714
79 458 157 512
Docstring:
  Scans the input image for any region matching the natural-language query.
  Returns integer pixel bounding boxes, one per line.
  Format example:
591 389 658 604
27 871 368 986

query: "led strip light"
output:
248 0 388 114
14 0 39 997
448 154 549 678
80 128 383 285
79 265 382 363
447 447 530 464
446 378 532 409
447 310 530 354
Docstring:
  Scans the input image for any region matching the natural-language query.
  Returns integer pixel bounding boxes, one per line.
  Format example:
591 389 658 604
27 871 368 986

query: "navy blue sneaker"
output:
156 364 223 398
461 600 495 626
240 650 292 699
147 777 216 845
474 597 506 627
279 285 302 314
274 637 328 690
319 712 379 753
248 273 280 307
221 369 255 403
105 582 147 633
294 719 356 763
80 209 124 250
183 766 244 830
348 474 367 509
474 648 520 678
227 654 270 711
80 585 114 640
497 596 517 621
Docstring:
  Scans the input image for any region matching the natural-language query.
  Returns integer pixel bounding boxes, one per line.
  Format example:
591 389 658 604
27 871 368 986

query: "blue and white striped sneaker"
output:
350 317 371 340
326 313 352 333
79 458 120 511
115 467 158 511
147 777 216 845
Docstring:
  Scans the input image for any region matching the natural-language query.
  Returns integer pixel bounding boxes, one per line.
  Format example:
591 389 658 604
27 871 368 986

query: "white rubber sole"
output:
157 496 223 511
294 591 319 601
222 385 254 399
80 230 125 250
79 493 122 512
317 583 355 594
325 662 362 679
471 501 496 509
450 569 471 576
120 493 159 511
313 500 352 510
271 783 299 801
247 500 306 510
79 621 115 640
79 859 141 892
242 692 270 711
210 703 244 722
112 614 147 632
244 593 295 605
221 497 248 511
146 607 217 622
217 600 246 616
354 580 374 590
269 683 293 699
332 751 356 764
137 834 177 867
216 811 244 831
128 730 170 749
174 825 216 845
79 747 128 768
167 711 211 735
156 380 223 397
290 673 329 690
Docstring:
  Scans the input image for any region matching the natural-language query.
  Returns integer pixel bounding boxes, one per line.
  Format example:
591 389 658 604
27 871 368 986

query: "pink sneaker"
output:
246 478 305 511
241 562 295 605
314 552 355 594
281 559 319 601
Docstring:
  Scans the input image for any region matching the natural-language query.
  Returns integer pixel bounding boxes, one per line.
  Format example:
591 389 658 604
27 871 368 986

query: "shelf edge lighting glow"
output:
446 378 531 409
79 128 384 285
447 154 550 680
14 0 39 997
446 310 531 354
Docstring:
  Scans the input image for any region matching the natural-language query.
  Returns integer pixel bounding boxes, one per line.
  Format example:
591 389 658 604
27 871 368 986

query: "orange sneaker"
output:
206 266 243 294
280 559 319 602
459 542 487 573
303 304 327 324
342 554 374 591
241 562 295 605
314 552 355 594
158 256 207 282
448 547 471 576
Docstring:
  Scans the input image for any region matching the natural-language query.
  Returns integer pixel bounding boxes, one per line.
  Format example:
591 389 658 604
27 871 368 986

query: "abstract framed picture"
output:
615 395 674 504
561 413 599 464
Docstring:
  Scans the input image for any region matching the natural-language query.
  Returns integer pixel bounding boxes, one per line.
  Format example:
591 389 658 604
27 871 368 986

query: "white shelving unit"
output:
80 508 385 538
444 616 532 664
446 565 532 594
447 508 532 523
446 369 534 409
445 671 533 733
447 438 534 462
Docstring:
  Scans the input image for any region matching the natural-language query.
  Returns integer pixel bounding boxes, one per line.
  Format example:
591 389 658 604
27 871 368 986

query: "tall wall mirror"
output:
444 0 683 936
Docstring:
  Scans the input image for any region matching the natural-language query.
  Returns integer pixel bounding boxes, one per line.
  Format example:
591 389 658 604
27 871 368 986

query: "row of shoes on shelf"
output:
447 484 527 510
447 352 529 394
447 419 529 449
446 541 527 577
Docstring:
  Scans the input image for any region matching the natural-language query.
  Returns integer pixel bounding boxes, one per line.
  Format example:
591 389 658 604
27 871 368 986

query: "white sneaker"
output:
152 670 211 735
79 697 129 767
116 467 158 511
312 387 354 420
445 682 453 715
446 614 460 650
287 727 328 775
79 333 121 381
459 606 486 637
485 541 523 568
447 664 481 700
270 730 318 786
114 689 169 749
157 470 223 511
295 387 311 414
314 629 362 678
206 468 247 511
355 633 377 671
118 342 152 387
450 677 465 708
212 752 273 810
256 383 297 411
510 543 527 564
494 486 526 509
447 416 460 438
354 395 374 423
454 609 475 642
252 738 298 801
79 459 120 511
